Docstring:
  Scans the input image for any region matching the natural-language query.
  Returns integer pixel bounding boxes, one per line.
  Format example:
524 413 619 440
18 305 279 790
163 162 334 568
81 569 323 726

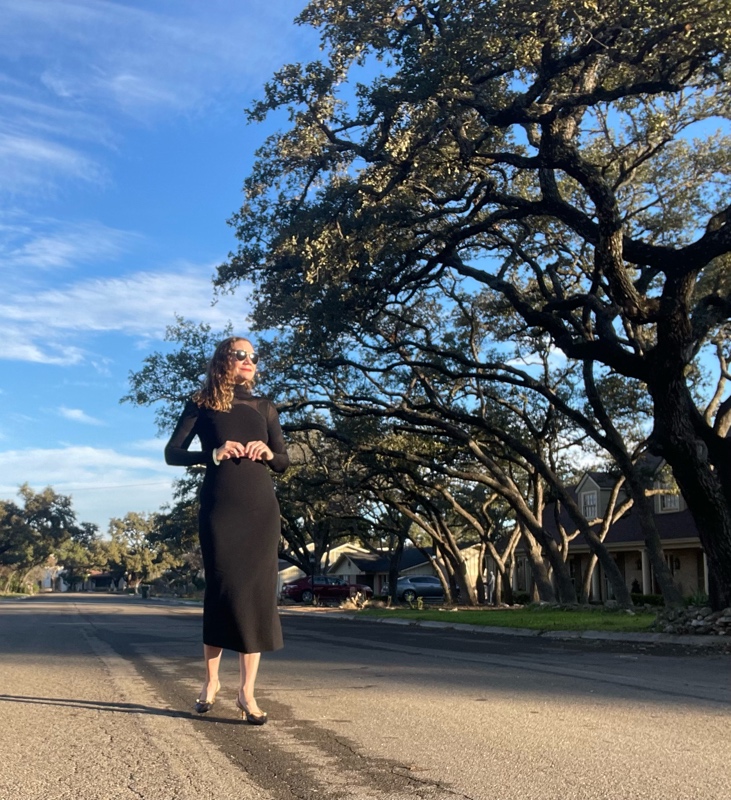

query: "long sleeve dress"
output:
164 385 289 653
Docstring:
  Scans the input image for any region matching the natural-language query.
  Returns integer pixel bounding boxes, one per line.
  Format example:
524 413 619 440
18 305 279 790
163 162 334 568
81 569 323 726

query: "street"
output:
0 595 729 800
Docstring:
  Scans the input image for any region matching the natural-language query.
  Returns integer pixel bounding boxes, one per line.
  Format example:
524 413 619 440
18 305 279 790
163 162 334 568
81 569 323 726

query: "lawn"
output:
358 605 658 633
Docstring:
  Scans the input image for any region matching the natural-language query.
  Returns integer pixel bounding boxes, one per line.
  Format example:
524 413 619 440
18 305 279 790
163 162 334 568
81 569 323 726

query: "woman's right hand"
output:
215 441 247 461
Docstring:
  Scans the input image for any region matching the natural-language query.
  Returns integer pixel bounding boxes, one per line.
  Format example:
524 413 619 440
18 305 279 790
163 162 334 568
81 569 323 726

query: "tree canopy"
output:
0 485 98 592
218 0 731 605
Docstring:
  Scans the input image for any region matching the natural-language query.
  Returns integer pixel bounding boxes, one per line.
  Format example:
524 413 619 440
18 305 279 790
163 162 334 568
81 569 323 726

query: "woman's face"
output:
229 338 257 384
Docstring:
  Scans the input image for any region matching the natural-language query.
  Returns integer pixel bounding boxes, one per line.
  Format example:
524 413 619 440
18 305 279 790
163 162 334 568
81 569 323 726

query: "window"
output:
659 493 680 512
581 491 597 519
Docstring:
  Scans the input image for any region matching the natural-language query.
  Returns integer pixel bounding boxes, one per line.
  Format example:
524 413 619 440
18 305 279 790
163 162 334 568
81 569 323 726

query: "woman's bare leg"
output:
200 644 223 701
238 651 263 713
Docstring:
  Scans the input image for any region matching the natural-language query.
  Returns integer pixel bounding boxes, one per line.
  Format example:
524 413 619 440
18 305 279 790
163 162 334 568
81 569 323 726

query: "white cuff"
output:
212 448 221 465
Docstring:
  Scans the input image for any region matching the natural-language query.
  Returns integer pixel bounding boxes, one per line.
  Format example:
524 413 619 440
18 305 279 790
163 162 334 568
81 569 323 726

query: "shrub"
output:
631 593 663 606
684 590 710 607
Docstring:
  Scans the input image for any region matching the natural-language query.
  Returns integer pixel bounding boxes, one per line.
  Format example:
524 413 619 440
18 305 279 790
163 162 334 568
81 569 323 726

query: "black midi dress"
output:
164 385 289 653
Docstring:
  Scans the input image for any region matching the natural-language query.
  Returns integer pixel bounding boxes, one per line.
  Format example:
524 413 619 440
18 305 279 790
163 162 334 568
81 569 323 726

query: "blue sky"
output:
0 0 321 530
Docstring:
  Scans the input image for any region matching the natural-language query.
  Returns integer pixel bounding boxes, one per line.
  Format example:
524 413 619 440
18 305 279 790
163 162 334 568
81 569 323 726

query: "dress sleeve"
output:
164 400 210 467
265 401 290 474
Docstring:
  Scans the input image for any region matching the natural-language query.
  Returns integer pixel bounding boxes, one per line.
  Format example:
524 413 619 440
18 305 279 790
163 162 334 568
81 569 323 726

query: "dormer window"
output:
581 491 597 519
659 492 680 512
654 464 681 513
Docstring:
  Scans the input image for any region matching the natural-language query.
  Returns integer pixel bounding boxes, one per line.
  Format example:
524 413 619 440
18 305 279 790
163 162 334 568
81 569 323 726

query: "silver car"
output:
385 575 445 602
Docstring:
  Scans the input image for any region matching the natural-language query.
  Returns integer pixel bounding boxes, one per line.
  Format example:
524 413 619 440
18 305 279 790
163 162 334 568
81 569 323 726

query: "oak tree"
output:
220 0 731 605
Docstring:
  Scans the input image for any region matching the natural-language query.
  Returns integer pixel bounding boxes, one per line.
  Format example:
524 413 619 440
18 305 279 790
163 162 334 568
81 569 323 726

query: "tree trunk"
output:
437 537 478 605
581 359 683 608
578 526 633 606
1 571 16 593
649 347 731 609
477 543 487 603
627 480 684 607
520 527 556 602
487 527 520 605
550 490 632 607
387 535 405 604
496 568 514 605
581 555 596 603
652 413 731 609
523 521 577 603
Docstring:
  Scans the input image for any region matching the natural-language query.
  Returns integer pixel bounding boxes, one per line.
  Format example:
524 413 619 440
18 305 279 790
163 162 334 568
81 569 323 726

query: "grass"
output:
358 605 658 633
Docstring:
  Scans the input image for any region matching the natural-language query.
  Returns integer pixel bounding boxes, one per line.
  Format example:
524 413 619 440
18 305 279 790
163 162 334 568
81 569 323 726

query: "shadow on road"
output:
0 693 242 725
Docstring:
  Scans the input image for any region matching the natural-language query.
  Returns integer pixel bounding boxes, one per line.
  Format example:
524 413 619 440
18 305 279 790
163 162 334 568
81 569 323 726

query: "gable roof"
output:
576 456 667 494
330 546 440 575
578 471 618 490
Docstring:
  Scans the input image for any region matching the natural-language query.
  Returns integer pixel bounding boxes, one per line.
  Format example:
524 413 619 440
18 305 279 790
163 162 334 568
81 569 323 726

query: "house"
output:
29 564 67 593
276 542 372 595
535 465 707 601
328 543 483 596
327 546 430 595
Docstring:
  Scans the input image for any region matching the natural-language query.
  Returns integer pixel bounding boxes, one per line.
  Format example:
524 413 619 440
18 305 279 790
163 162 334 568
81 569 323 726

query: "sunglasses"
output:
231 350 260 365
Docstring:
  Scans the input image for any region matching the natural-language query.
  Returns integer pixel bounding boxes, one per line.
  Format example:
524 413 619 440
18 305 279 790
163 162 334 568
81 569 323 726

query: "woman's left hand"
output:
244 440 273 461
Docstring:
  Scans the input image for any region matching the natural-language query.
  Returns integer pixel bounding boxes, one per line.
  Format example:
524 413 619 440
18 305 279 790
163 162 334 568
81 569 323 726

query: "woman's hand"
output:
243 440 273 462
215 440 273 462
215 441 247 461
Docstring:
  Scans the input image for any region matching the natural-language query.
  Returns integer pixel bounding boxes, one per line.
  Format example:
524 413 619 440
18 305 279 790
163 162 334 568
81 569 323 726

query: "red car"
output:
281 575 373 604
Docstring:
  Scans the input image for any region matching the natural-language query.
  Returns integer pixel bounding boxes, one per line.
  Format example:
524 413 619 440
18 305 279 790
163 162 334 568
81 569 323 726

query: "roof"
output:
277 542 370 573
542 499 699 546
578 456 667 492
330 546 439 575
598 507 699 546
580 471 618 490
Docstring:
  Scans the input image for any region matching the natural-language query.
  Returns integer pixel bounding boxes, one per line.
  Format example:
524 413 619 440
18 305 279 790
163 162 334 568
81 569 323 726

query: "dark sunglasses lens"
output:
234 350 259 364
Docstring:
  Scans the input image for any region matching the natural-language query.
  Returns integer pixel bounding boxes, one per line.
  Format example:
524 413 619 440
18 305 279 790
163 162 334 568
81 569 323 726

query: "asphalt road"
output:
0 595 729 800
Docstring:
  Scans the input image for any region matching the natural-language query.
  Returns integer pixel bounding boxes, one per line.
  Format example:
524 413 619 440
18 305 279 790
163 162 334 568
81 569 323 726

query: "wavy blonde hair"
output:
193 337 255 411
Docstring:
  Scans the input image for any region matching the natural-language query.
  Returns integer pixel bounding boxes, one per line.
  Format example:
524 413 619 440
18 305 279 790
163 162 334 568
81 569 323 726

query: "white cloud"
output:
128 437 167 452
0 339 85 366
0 444 177 530
0 0 314 118
0 92 114 146
0 263 253 364
58 406 105 426
0 0 317 193
0 132 105 193
504 347 568 370
1 266 250 332
0 214 136 272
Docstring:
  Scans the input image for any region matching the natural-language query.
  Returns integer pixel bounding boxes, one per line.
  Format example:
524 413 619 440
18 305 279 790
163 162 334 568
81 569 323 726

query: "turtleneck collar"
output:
233 384 253 398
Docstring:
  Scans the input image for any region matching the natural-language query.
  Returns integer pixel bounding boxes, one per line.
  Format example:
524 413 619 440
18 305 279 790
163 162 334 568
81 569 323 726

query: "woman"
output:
165 337 289 724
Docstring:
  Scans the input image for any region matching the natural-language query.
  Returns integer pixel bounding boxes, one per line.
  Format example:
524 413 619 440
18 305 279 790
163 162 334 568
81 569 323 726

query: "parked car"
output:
280 575 373 604
383 575 446 602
